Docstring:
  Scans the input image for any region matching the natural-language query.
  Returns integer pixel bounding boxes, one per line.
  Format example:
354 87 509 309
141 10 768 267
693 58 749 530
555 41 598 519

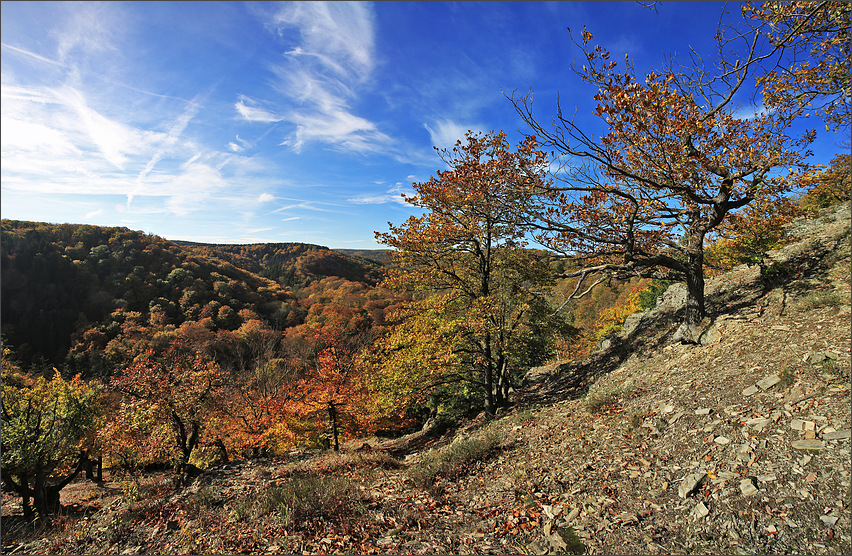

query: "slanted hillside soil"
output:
2 203 849 555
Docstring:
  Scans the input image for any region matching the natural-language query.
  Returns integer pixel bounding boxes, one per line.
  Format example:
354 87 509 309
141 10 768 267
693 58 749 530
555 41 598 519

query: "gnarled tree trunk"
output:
3 452 86 521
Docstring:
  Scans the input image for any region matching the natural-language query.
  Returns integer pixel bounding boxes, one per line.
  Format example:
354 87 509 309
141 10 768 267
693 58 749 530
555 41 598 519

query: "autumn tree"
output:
106 345 228 482
510 20 816 343
288 324 375 451
741 1 851 132
1 348 100 520
364 294 478 420
377 131 558 414
217 321 299 458
796 152 852 211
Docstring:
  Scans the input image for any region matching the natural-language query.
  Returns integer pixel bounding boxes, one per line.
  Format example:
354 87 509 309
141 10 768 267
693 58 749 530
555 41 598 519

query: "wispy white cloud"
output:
235 95 283 123
348 183 412 206
53 85 145 169
270 200 345 214
1 43 65 68
138 94 205 182
258 192 274 203
269 2 375 78
243 1 390 154
1 83 159 180
226 134 255 153
155 157 232 216
54 2 119 64
1 80 260 218
424 119 483 152
1 114 81 155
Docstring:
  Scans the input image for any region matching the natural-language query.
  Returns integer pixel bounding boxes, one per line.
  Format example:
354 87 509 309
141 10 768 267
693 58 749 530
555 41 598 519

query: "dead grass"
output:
801 290 844 310
231 471 356 527
408 426 504 489
317 449 403 472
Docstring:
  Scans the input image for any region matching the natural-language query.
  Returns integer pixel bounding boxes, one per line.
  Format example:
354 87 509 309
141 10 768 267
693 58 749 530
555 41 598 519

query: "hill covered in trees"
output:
1 222 392 374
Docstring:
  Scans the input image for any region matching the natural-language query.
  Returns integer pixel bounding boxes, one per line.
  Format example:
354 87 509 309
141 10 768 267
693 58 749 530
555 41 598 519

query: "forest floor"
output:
2 202 850 555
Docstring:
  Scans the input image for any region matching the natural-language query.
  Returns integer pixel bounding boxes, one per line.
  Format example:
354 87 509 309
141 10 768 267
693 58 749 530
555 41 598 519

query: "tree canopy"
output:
377 131 567 413
510 14 820 342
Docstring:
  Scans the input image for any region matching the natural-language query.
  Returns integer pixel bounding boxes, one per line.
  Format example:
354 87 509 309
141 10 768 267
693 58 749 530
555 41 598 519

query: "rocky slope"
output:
3 202 850 555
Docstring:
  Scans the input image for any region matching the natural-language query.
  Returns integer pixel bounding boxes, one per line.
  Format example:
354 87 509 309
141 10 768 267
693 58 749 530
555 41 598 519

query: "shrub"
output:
584 389 620 413
185 486 216 515
275 473 354 526
779 366 797 389
560 526 588 554
797 153 851 214
584 383 634 414
705 197 798 271
510 462 542 496
636 280 675 311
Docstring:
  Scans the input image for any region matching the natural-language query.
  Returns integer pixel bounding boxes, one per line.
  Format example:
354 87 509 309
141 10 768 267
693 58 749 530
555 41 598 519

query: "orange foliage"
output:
562 278 648 359
103 345 229 469
746 1 851 132
285 324 378 450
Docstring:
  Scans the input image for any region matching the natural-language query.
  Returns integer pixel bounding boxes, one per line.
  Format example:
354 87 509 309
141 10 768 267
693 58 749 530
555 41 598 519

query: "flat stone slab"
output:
820 515 839 526
742 385 759 396
690 501 709 521
740 479 758 497
745 417 770 430
678 472 706 499
566 508 580 523
756 374 781 390
823 429 851 440
791 439 826 450
668 411 685 424
565 507 580 523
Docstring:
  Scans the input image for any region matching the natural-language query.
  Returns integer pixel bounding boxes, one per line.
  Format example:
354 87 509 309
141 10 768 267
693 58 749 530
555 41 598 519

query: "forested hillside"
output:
176 242 386 287
1 222 392 374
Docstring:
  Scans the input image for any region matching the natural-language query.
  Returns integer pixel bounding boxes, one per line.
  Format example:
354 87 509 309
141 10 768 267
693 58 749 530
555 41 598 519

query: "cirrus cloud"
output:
239 1 391 154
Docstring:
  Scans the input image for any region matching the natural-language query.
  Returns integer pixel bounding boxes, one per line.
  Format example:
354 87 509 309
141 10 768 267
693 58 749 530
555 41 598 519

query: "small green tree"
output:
1 348 100 520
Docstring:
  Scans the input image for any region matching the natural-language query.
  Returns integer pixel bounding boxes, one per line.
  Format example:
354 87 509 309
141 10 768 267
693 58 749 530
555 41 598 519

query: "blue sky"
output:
1 1 844 249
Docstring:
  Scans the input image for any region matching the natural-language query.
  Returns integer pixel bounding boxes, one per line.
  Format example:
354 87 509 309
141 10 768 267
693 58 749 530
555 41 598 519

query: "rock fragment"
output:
690 501 710 521
823 429 851 440
756 374 781 390
678 472 706 499
791 439 826 450
739 478 758 497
